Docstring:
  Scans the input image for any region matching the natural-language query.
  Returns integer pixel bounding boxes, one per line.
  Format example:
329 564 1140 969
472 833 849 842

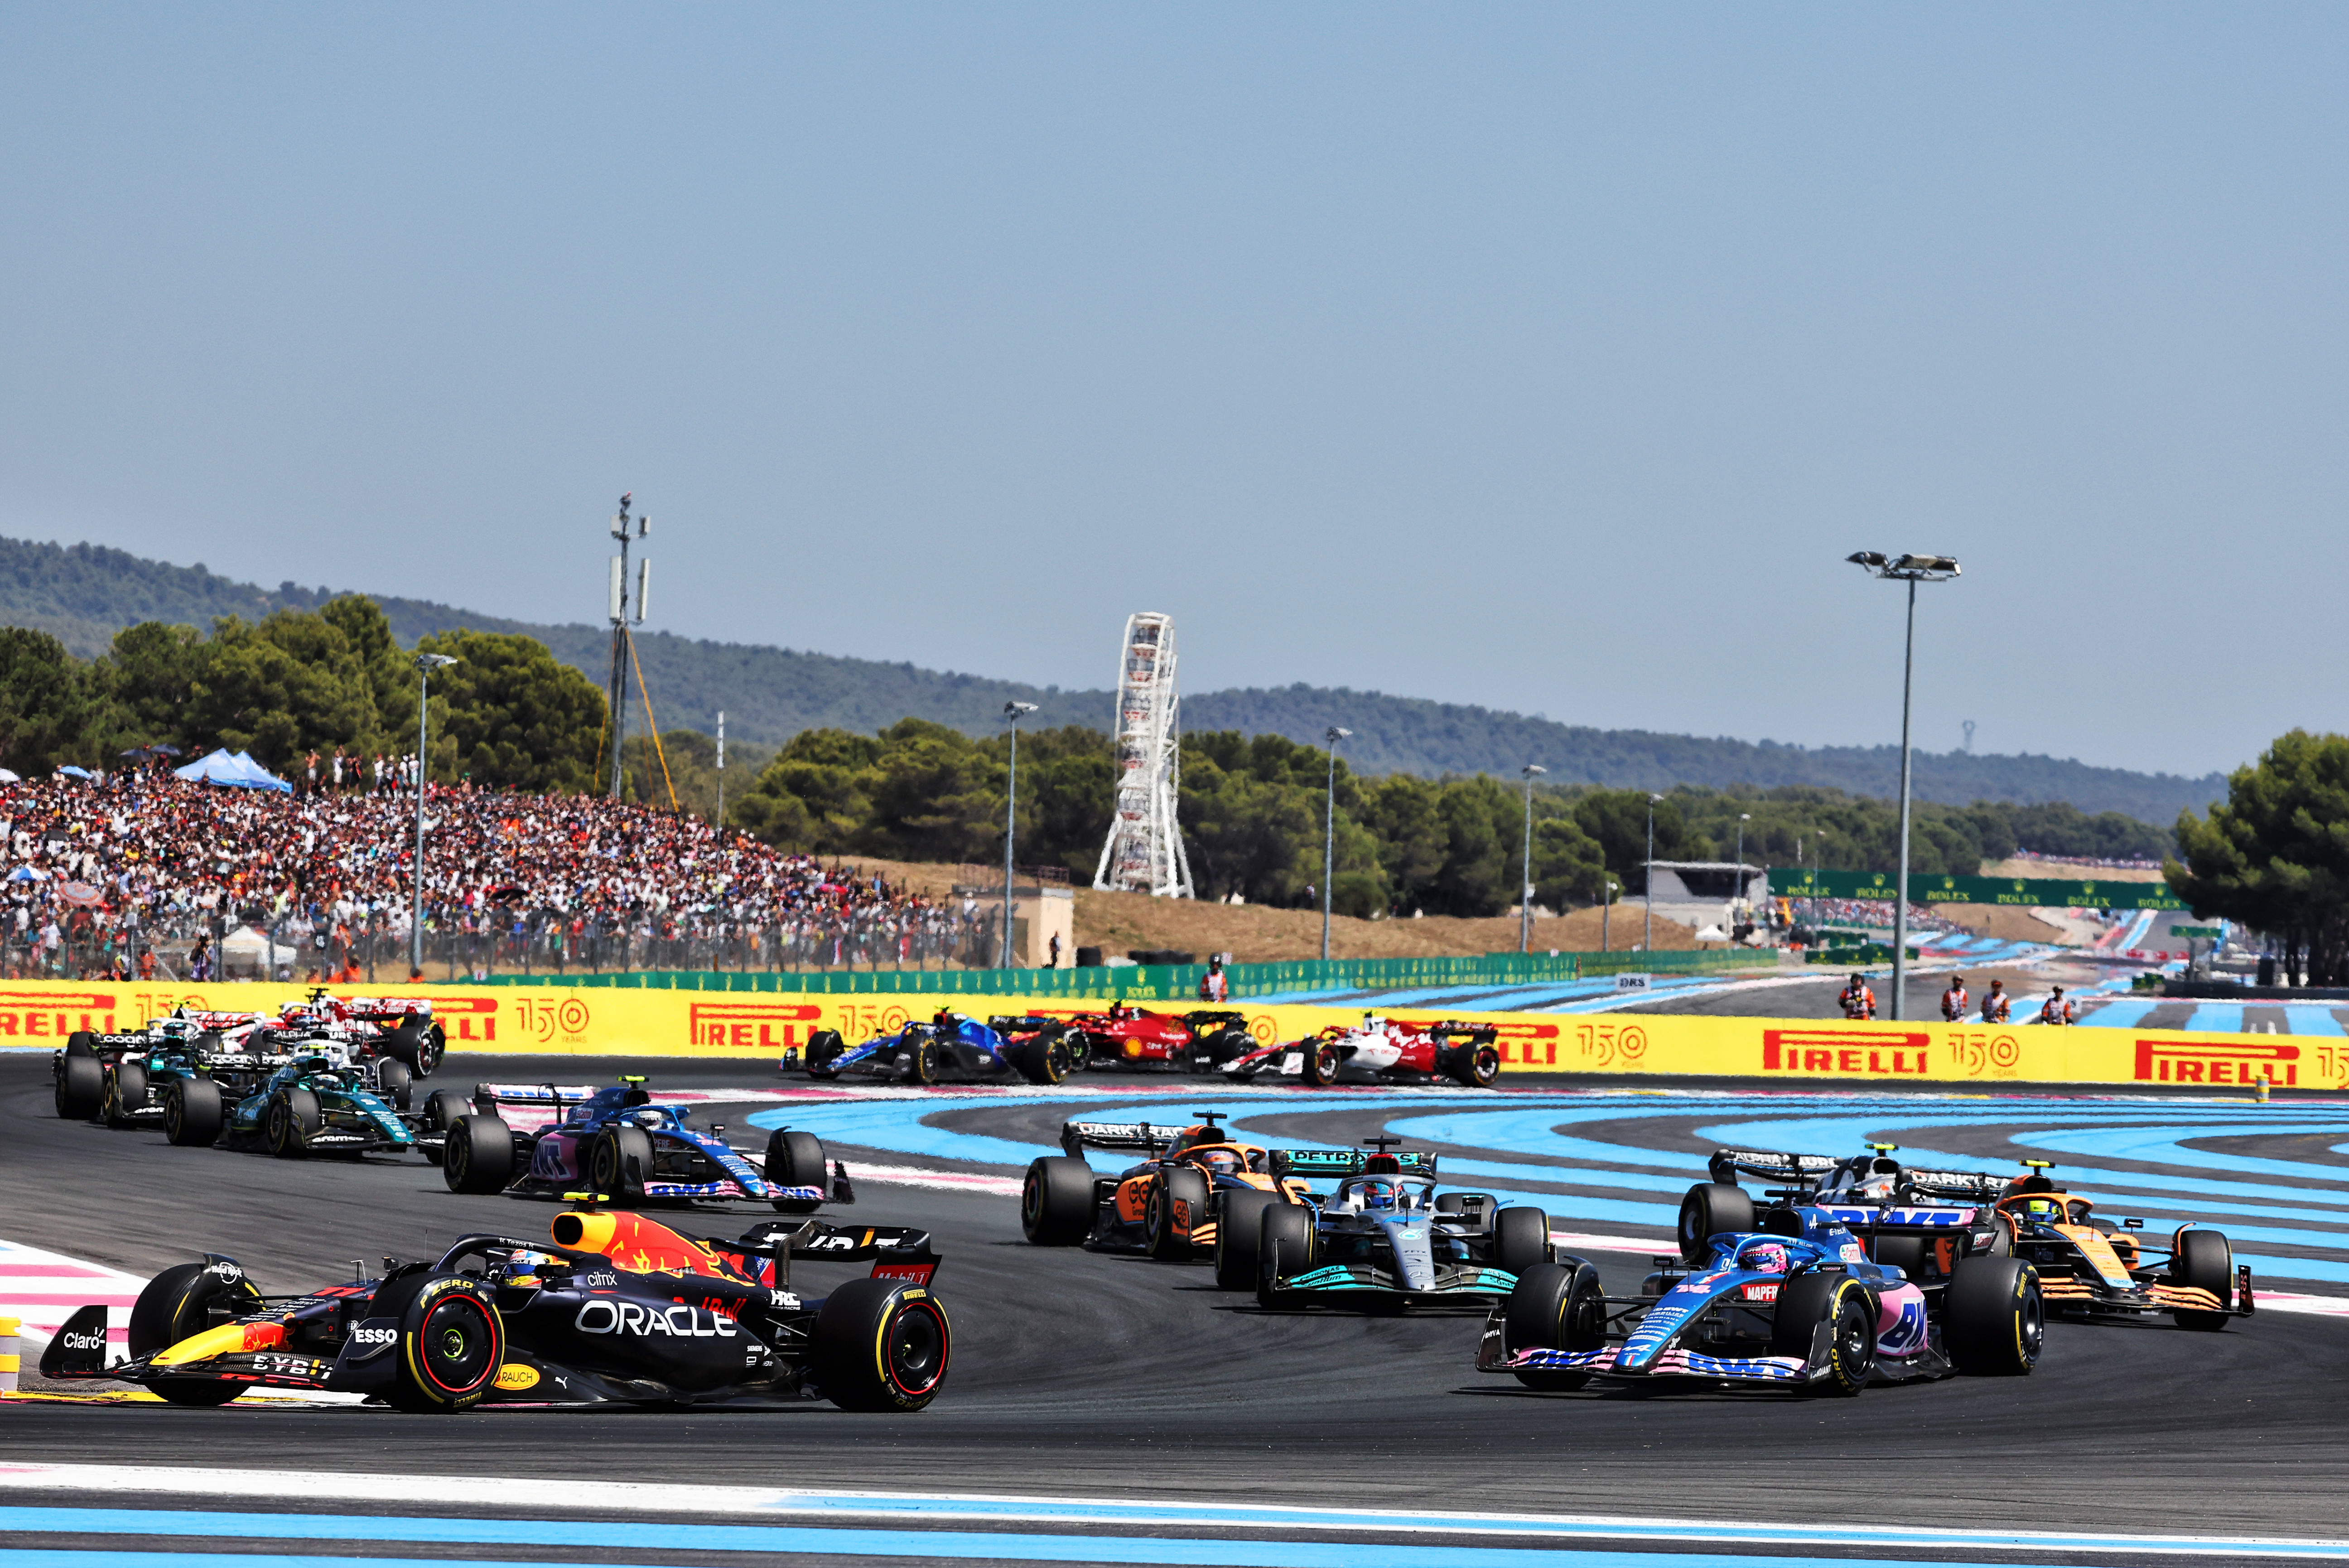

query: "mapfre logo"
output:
2135 1038 2298 1086
1763 1029 1930 1077
689 1002 822 1051
1740 1282 1781 1303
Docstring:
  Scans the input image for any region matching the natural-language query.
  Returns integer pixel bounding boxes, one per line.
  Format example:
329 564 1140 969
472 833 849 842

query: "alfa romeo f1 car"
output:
1481 1203 2043 1395
1019 1110 1312 1261
1059 1004 1256 1074
249 989 446 1076
782 1011 1077 1086
1222 1015 1501 1088
435 1076 850 1215
39 1204 950 1412
1249 1138 1551 1309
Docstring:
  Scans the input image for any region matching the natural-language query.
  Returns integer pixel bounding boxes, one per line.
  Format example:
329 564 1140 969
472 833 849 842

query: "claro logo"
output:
573 1300 738 1338
60 1329 106 1350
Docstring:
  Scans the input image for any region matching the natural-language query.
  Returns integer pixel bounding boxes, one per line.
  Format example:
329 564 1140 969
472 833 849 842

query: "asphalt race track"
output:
6 1051 2349 1566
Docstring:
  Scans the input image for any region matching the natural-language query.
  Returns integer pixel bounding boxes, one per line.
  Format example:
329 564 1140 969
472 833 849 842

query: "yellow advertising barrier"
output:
0 980 2318 1094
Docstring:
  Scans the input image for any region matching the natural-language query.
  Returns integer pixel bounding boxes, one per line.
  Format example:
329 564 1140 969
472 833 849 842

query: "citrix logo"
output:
573 1300 738 1338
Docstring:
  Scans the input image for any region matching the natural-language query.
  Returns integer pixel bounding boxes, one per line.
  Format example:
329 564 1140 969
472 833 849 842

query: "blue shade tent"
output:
228 752 292 793
56 765 94 780
174 748 292 793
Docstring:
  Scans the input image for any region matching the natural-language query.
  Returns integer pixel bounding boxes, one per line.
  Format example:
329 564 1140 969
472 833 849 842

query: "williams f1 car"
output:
782 1011 1077 1086
1481 1201 2044 1395
1019 1111 1312 1262
435 1076 850 1214
1222 1015 1501 1088
1059 1004 1256 1073
1249 1138 1551 1309
39 1204 950 1411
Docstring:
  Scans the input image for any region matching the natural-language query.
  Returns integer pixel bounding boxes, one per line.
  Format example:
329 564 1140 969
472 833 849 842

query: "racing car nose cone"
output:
1379 1216 1437 1292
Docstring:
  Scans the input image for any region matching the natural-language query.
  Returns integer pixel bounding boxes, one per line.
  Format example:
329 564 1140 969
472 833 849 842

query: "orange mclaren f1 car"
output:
1994 1160 2251 1330
1019 1110 1311 1270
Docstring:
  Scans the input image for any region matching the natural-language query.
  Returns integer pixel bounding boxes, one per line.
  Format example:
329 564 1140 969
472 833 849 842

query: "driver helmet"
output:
1357 1178 1397 1211
1736 1239 1793 1274
2022 1196 2060 1219
1109 1001 1132 1020
499 1249 558 1288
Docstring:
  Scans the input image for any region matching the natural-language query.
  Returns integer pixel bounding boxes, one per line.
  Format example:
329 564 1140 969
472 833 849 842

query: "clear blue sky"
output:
4 5 2344 778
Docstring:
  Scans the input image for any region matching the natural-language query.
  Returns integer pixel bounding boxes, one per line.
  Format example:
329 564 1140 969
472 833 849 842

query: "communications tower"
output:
1092 612 1194 898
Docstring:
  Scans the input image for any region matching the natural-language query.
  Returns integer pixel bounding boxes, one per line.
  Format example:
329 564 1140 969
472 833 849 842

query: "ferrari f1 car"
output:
1058 1004 1256 1074
1249 1138 1552 1309
434 1076 850 1215
1222 1015 1501 1088
1019 1110 1312 1261
1481 1205 2043 1395
781 1011 1077 1086
38 1204 950 1412
1697 1146 2252 1332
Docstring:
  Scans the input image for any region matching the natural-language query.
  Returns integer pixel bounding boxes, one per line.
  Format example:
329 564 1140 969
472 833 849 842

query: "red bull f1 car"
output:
39 1204 949 1411
1222 1015 1501 1088
434 1076 850 1214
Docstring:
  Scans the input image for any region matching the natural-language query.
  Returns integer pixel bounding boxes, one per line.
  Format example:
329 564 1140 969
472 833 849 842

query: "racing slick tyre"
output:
1257 1203 1317 1308
1443 1041 1503 1089
804 1029 846 1079
1946 1256 2043 1375
1148 1167 1211 1260
1199 1028 1254 1071
1978 1212 2016 1259
103 1061 149 1128
1013 1033 1066 1086
54 1052 104 1119
1061 1032 1098 1074
382 1023 428 1071
130 1260 268 1406
163 1077 225 1147
1871 1235 1926 1278
2171 1228 2236 1330
811 1276 951 1412
375 1058 413 1112
265 1088 323 1158
590 1124 654 1201
1302 1039 1343 1086
442 1114 516 1194
1214 1190 1278 1289
764 1128 829 1215
66 1030 99 1060
1020 1156 1096 1245
1505 1259 1606 1389
370 1271 504 1413
1772 1272 1874 1395
420 1090 472 1166
1494 1206 1553 1278
1677 1182 1756 1264
902 1037 940 1086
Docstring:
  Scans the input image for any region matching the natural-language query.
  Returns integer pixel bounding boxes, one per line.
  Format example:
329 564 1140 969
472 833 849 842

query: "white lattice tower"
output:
1093 612 1194 897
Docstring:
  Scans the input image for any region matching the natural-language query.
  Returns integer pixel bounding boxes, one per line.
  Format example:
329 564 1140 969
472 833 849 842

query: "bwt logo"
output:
0 990 117 1038
1762 1029 1931 1077
2135 1039 2298 1086
689 1002 824 1050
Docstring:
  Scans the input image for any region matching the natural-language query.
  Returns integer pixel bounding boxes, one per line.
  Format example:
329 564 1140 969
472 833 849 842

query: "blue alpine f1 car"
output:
783 1011 1076 1086
432 1076 850 1214
1478 1197 2044 1395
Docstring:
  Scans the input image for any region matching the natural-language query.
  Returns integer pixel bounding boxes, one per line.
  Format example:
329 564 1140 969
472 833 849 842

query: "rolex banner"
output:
1770 868 2186 911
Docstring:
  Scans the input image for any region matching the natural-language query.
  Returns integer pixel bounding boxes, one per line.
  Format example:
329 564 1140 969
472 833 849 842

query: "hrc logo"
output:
2134 1038 2297 1086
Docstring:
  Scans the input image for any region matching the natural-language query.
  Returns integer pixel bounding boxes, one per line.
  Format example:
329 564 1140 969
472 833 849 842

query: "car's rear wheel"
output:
1020 1156 1095 1245
419 1090 472 1166
55 1053 103 1119
129 1260 265 1406
1147 1167 1211 1260
764 1128 829 1214
1257 1203 1316 1307
1871 1234 1926 1278
375 1059 413 1112
1013 1033 1066 1086
590 1124 653 1201
1505 1259 1606 1389
103 1061 149 1128
811 1277 951 1411
1447 1041 1501 1088
1494 1206 1552 1278
442 1113 515 1193
1772 1272 1873 1395
1677 1182 1756 1264
1946 1256 2043 1373
803 1029 844 1079
265 1089 321 1158
371 1272 502 1413
164 1078 225 1147
2171 1229 2234 1330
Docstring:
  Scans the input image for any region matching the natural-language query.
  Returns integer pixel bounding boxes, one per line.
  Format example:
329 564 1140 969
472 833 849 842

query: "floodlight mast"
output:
1322 727 1351 961
604 494 649 800
1845 550 1962 1020
1002 701 1038 968
1519 764 1547 953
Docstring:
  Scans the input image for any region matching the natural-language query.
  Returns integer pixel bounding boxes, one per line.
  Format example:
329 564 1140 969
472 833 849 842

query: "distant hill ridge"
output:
0 535 2225 823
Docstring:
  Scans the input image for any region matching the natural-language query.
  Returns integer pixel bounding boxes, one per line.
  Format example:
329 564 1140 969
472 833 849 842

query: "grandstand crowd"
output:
0 769 991 981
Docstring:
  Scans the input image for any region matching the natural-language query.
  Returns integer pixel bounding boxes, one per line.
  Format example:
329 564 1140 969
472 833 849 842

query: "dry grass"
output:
1978 858 2169 883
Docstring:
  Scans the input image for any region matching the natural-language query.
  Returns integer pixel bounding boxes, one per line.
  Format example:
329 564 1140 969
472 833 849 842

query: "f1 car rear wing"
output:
987 1014 1063 1034
333 997 434 1019
475 1083 602 1112
1421 1020 1498 1043
1708 1148 1838 1189
1896 1168 2009 1204
735 1219 941 1288
1061 1120 1190 1156
1269 1148 1440 1179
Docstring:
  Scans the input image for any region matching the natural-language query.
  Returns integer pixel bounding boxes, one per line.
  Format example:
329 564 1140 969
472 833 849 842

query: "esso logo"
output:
351 1327 396 1346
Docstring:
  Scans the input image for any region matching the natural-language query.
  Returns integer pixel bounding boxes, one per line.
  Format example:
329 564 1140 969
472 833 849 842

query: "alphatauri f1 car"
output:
434 1076 849 1214
40 1205 950 1411
1249 1139 1551 1309
783 1012 1076 1086
1020 1111 1312 1263
1222 1015 1501 1088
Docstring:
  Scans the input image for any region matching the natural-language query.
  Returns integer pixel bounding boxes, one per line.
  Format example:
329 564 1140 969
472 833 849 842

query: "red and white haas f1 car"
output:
1223 1015 1501 1089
